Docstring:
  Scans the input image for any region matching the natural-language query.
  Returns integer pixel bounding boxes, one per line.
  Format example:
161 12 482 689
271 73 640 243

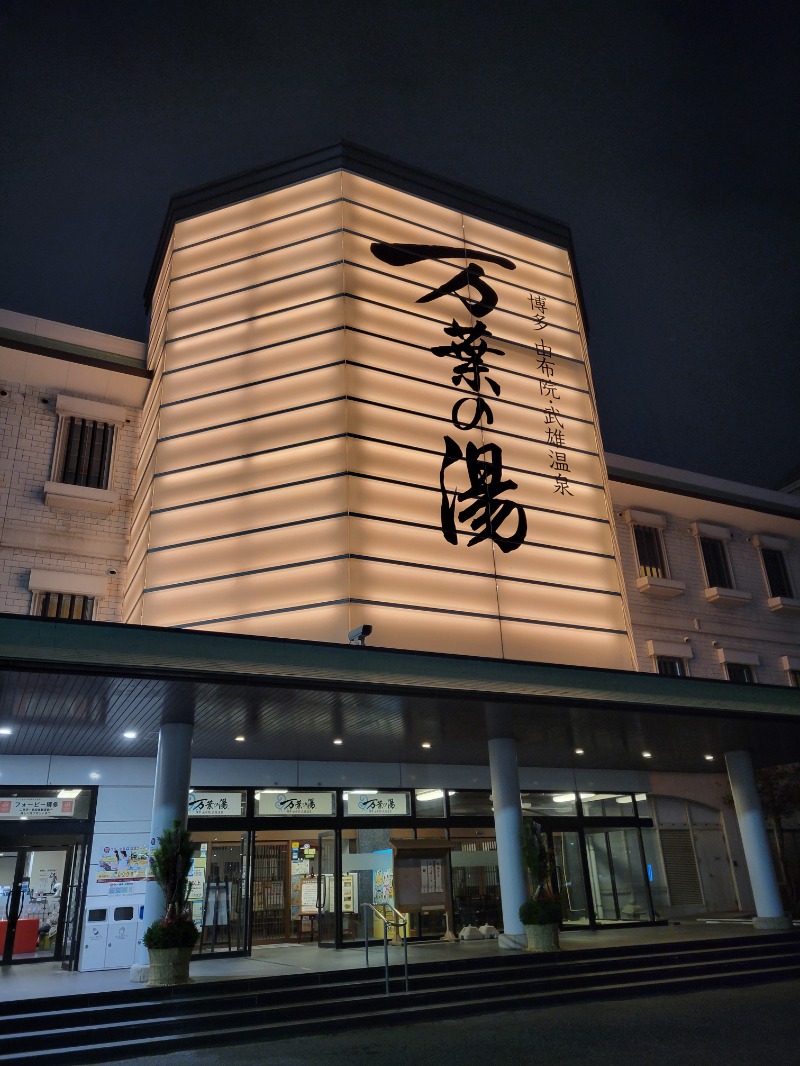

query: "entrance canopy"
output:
0 614 799 771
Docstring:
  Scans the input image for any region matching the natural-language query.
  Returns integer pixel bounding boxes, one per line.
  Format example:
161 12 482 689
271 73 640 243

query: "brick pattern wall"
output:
614 501 800 686
0 381 139 620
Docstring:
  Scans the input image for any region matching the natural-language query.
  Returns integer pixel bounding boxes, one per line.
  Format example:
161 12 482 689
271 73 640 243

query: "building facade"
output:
0 146 798 975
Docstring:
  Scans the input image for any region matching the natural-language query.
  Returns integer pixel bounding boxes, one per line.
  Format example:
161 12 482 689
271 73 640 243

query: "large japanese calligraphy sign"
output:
132 166 633 669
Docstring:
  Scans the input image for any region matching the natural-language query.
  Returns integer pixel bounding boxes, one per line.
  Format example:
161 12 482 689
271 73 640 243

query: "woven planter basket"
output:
147 946 193 986
524 923 560 953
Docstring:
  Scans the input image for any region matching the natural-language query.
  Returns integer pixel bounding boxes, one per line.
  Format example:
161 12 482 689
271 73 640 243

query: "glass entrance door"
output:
1 844 72 964
317 830 338 947
584 828 653 922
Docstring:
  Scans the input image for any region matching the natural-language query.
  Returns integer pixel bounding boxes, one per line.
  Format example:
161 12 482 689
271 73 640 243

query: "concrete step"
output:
2 932 799 1063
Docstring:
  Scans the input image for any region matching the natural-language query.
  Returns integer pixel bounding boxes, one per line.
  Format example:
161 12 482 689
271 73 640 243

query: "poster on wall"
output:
300 876 318 914
373 850 394 907
28 851 66 896
96 843 150 886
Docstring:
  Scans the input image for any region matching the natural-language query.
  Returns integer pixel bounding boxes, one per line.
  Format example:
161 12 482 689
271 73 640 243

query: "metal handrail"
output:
362 903 409 994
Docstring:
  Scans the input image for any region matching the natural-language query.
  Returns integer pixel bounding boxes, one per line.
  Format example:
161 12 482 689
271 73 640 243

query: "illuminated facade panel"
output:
126 167 633 669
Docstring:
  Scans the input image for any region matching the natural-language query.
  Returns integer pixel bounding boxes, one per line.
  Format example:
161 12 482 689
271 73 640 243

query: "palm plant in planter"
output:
519 820 562 952
142 820 198 985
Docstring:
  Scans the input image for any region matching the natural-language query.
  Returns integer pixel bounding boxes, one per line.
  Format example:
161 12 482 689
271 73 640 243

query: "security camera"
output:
348 624 372 646
683 637 690 643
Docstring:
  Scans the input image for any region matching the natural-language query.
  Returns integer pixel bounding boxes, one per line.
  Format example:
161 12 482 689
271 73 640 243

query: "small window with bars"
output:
633 524 668 579
726 662 756 684
760 548 794 599
58 417 114 490
699 537 733 589
656 656 689 678
36 592 95 621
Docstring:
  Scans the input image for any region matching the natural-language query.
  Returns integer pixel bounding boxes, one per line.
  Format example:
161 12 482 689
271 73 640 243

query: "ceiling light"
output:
235 735 245 742
123 730 137 740
416 789 444 801
704 754 715 761
642 751 652 759
0 727 12 736
574 748 584 755
421 742 431 749
57 789 82 799
90 771 101 780
333 738 343 745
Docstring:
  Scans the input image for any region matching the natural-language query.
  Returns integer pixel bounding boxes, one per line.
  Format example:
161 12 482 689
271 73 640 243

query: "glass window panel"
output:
656 656 688 678
449 829 501 930
190 830 248 955
581 793 636 817
414 789 446 816
726 663 755 684
526 792 578 817
59 418 113 489
700 537 733 588
554 830 589 925
633 525 667 579
761 549 793 598
447 791 494 817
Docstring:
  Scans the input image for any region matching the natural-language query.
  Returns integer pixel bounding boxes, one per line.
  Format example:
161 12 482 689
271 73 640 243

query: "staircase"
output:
2 932 799 1064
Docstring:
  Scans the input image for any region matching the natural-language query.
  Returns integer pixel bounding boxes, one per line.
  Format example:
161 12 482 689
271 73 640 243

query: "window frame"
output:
759 547 794 599
33 591 96 621
55 415 115 490
632 523 668 580
725 662 756 685
655 656 689 678
44 394 127 514
698 535 734 590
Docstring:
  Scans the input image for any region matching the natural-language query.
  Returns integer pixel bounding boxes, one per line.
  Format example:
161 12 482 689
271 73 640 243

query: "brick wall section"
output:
0 380 139 620
613 499 800 686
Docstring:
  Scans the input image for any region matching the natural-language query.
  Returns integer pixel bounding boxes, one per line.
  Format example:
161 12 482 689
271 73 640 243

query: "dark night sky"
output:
1 1 798 489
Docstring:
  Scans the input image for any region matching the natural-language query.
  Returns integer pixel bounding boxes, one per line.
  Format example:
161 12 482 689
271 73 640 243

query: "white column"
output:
488 736 528 950
130 720 194 980
725 750 791 930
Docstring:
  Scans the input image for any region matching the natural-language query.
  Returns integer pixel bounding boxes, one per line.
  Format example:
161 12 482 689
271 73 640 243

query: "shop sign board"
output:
345 792 410 816
257 791 335 816
0 796 75 818
188 790 245 816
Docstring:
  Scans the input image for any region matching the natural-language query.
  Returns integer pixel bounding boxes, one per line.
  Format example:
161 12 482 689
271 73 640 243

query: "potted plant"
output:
519 820 562 952
142 820 199 985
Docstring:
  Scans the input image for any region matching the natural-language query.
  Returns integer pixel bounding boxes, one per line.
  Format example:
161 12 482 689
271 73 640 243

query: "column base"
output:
498 932 527 951
129 962 151 983
753 915 793 931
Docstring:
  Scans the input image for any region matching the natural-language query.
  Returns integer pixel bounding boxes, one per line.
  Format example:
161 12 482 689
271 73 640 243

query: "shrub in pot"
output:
142 820 198 985
519 821 562 952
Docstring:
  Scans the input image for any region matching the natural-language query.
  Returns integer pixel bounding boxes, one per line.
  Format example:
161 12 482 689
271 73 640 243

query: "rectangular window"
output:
789 670 800 689
37 592 95 620
633 525 667 579
761 549 794 599
726 663 755 684
699 537 733 588
59 417 114 489
656 656 688 678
